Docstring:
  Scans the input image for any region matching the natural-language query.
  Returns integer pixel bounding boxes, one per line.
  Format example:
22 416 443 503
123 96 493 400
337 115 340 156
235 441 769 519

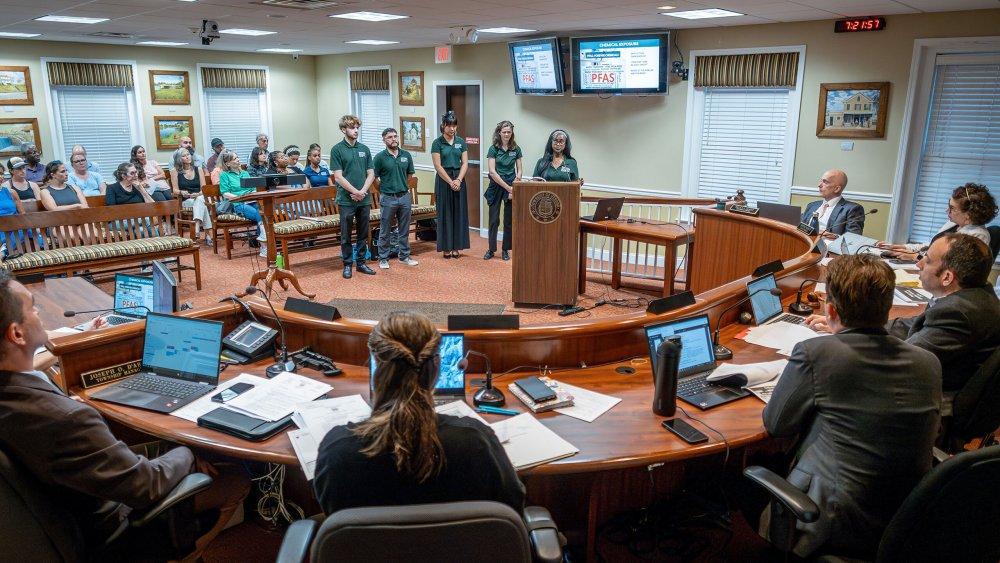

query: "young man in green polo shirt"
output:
373 128 418 270
330 115 376 279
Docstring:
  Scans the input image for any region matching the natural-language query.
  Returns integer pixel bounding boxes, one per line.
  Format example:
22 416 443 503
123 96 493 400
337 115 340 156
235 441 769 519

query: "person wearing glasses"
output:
532 129 583 185
70 145 101 174
877 183 996 260
105 162 155 206
66 153 107 197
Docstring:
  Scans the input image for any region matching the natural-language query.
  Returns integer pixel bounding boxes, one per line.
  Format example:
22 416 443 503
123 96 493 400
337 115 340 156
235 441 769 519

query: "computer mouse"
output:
712 373 748 388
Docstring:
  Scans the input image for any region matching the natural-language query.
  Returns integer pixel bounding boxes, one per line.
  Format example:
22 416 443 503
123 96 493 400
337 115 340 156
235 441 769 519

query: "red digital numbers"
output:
835 16 886 33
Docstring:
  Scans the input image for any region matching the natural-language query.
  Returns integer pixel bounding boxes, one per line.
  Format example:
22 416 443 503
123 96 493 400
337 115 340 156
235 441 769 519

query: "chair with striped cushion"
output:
202 183 256 260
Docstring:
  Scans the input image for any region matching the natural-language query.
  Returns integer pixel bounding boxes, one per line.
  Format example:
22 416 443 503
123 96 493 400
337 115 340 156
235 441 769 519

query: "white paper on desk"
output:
288 429 319 481
707 359 788 388
171 374 269 422
827 232 880 255
814 282 826 293
434 401 510 443
294 395 371 439
819 256 834 266
553 382 621 423
490 413 578 470
226 372 332 422
744 322 821 352
747 378 781 404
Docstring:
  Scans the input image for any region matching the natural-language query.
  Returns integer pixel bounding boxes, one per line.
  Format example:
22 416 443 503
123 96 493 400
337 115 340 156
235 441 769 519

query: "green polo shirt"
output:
487 145 522 177
330 138 373 206
431 135 467 169
373 148 414 195
533 157 579 182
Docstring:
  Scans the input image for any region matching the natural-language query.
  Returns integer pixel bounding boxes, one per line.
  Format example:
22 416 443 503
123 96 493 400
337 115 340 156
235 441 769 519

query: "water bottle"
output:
275 252 285 269
653 335 682 416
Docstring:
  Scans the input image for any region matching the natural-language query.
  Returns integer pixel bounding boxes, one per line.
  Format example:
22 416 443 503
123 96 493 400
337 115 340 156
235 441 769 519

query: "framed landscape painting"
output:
0 118 41 157
400 117 425 152
149 70 190 105
0 66 33 106
398 71 424 106
154 116 193 150
817 82 890 138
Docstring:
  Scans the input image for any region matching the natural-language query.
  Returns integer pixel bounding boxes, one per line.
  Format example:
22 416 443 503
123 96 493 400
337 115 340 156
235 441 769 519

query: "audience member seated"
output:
19 142 44 184
313 311 525 515
66 152 106 196
170 148 212 246
763 254 941 558
252 133 269 162
205 137 225 173
302 145 332 187
247 147 269 177
0 272 250 560
179 136 205 171
4 157 41 202
800 169 866 236
209 155 223 185
266 150 308 188
70 144 101 174
106 162 155 206
284 145 304 173
39 161 88 210
130 145 171 197
878 183 997 259
0 177 25 254
218 150 266 257
134 164 170 202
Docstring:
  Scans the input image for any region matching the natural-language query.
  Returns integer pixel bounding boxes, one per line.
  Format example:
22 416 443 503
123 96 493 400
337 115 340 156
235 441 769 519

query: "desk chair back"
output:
987 225 1000 260
951 345 1000 446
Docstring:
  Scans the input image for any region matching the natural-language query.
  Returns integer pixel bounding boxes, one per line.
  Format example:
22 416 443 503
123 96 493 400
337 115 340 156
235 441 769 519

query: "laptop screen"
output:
369 333 466 395
114 273 154 317
644 314 716 376
142 313 223 383
747 274 783 324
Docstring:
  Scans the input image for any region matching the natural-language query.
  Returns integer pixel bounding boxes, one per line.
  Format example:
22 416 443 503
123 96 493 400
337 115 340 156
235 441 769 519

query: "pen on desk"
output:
476 406 518 416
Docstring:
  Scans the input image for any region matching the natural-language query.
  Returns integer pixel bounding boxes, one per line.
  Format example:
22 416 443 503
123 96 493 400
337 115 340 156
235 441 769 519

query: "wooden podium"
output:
233 188 315 299
511 181 580 306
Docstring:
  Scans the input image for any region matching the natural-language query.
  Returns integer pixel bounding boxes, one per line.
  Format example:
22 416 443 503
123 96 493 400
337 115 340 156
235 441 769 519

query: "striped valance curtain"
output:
350 69 389 91
47 62 133 88
201 67 267 89
695 52 799 88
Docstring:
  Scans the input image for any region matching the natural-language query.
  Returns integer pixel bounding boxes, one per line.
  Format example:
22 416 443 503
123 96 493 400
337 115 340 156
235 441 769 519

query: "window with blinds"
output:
53 86 140 173
695 89 790 204
203 88 268 164
353 90 391 149
908 54 1000 243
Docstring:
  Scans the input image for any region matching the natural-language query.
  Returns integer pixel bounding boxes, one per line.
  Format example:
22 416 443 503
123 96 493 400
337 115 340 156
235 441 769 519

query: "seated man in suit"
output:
800 169 866 236
886 233 1000 392
0 272 248 559
764 254 941 558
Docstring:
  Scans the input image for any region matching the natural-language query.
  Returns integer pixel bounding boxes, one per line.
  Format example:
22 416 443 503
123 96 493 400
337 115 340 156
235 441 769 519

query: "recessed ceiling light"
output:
658 5 675 9
36 15 109 24
330 11 408 22
220 28 277 36
257 48 302 53
0 32 42 38
661 8 743 19
138 40 189 46
478 27 536 34
345 39 399 45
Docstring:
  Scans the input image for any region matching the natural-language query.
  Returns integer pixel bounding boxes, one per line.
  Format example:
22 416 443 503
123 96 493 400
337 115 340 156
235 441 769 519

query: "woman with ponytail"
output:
313 311 524 515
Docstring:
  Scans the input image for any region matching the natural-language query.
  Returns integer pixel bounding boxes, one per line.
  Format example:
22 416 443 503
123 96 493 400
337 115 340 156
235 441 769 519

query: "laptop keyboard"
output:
118 373 204 399
677 373 712 398
105 314 137 326
772 313 805 325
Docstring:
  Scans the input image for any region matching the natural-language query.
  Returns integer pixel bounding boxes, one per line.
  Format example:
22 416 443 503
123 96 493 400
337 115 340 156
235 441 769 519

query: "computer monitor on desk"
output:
240 176 266 190
369 333 466 405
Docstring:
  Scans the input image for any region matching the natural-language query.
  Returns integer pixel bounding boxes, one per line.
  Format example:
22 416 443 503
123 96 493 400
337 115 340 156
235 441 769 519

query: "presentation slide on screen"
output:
647 319 713 372
512 42 559 90
578 38 660 90
143 318 220 377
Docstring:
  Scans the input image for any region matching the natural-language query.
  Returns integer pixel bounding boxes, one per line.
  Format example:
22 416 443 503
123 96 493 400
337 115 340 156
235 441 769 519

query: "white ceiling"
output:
0 0 996 55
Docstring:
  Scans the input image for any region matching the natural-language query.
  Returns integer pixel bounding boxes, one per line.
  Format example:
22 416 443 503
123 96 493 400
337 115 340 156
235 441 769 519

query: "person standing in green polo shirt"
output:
373 127 419 270
532 129 583 185
330 115 376 279
430 111 471 258
484 120 522 261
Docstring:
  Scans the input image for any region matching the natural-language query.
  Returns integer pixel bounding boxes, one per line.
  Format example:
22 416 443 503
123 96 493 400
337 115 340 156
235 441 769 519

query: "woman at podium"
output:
484 120 522 261
532 129 582 185
431 111 471 258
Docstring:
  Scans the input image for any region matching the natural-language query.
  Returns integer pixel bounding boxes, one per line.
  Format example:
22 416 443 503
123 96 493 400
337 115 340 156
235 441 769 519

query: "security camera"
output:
292 53 299 60
200 19 220 45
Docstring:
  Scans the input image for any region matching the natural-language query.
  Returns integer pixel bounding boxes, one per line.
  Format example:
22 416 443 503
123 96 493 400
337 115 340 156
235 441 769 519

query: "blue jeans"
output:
234 202 262 223
378 192 412 260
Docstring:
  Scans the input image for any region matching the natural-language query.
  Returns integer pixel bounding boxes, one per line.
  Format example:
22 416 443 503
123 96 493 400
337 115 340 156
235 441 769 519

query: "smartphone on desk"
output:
514 376 557 403
211 382 254 403
661 418 709 444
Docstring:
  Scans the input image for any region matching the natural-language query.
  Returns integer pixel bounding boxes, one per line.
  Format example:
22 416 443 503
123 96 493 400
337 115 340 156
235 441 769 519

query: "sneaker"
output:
379 259 390 269
256 230 267 243
259 246 267 258
400 257 419 266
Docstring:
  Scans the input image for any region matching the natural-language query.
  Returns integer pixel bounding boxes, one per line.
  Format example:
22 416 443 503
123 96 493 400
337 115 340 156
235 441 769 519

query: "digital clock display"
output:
834 16 886 33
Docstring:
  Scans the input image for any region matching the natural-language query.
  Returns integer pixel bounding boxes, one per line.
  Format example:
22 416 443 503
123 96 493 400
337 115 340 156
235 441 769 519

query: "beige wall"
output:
0 39 318 167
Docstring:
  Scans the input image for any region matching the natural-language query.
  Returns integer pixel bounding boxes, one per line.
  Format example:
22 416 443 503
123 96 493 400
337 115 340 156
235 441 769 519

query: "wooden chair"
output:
201 183 256 259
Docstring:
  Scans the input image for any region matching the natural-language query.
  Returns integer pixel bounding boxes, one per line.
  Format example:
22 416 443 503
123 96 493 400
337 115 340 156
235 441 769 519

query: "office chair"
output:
276 501 564 563
986 225 1000 260
0 447 212 562
743 445 1000 562
948 345 1000 450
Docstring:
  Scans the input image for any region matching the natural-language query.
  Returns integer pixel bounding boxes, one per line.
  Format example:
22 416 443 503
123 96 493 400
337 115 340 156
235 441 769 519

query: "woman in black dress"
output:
430 111 470 258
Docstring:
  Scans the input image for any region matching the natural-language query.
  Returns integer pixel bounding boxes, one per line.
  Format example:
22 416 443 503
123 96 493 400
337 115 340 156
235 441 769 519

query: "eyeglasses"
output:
71 159 86 164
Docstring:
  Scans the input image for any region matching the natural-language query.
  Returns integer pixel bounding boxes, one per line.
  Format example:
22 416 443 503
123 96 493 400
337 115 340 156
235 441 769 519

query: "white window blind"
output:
203 88 267 165
353 90 391 149
54 87 137 173
909 55 1000 243
696 89 789 204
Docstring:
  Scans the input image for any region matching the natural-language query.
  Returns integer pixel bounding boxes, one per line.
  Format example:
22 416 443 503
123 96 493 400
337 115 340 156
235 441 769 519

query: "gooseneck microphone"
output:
244 286 296 378
712 287 782 360
789 278 822 315
459 350 504 407
64 305 152 317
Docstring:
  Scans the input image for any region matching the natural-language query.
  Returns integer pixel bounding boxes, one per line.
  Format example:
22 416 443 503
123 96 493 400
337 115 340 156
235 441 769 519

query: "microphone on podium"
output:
789 278 822 315
458 349 504 407
712 287 782 360
64 305 151 317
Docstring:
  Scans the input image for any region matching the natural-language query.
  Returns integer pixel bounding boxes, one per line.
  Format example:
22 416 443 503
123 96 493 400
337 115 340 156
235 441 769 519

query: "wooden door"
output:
446 86 481 229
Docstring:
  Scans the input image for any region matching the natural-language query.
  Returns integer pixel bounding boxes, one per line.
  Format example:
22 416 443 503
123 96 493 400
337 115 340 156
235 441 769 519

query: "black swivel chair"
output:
948 345 1000 450
0 447 212 562
276 501 564 563
743 445 1000 562
986 225 1000 260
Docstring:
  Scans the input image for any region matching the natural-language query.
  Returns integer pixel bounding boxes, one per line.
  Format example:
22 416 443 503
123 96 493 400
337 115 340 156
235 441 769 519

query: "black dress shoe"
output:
484 250 494 260
502 251 510 261
356 263 376 275
342 265 352 279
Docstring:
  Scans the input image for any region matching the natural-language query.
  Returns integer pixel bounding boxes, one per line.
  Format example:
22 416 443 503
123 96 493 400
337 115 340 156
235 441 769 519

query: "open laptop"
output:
644 314 750 410
90 313 224 413
757 202 802 226
370 332 467 406
102 267 177 327
581 197 625 222
746 274 808 326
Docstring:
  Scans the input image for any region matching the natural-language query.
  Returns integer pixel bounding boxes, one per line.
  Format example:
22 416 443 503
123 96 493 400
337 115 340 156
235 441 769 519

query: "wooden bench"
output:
0 199 202 289
271 186 342 268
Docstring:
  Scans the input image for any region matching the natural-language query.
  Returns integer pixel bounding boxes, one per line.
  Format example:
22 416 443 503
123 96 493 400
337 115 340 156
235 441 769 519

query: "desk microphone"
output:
789 278 821 315
817 208 878 239
712 287 782 360
64 305 151 317
244 286 296 378
458 350 504 407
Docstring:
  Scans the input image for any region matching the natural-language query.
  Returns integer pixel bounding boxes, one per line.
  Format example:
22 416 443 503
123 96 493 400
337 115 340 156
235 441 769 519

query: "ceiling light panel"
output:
36 15 109 24
661 8 743 19
345 39 398 45
220 28 277 36
478 27 536 34
330 11 408 22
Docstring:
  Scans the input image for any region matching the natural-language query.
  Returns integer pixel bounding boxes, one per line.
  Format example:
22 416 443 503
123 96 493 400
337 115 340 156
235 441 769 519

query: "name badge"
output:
358 152 366 157
456 144 463 149
509 151 517 157
401 157 408 163
560 166 570 172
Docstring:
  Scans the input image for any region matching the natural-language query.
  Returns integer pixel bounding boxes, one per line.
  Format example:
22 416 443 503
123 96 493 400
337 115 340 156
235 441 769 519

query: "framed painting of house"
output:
816 82 889 138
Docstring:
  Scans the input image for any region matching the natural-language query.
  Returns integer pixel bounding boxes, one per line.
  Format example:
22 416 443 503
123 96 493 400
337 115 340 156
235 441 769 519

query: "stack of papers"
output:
895 286 931 306
490 413 579 470
171 373 269 422
707 360 788 404
552 382 621 422
742 321 822 356
894 270 922 288
288 395 372 480
226 372 332 421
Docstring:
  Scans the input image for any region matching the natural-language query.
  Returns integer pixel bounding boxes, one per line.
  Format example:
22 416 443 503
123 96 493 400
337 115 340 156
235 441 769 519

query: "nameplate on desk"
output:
80 360 142 389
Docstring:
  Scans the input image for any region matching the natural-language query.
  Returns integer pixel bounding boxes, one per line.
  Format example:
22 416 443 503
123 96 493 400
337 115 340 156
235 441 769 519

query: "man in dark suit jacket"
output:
0 272 247 556
800 169 866 235
764 254 941 558
886 233 1000 391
